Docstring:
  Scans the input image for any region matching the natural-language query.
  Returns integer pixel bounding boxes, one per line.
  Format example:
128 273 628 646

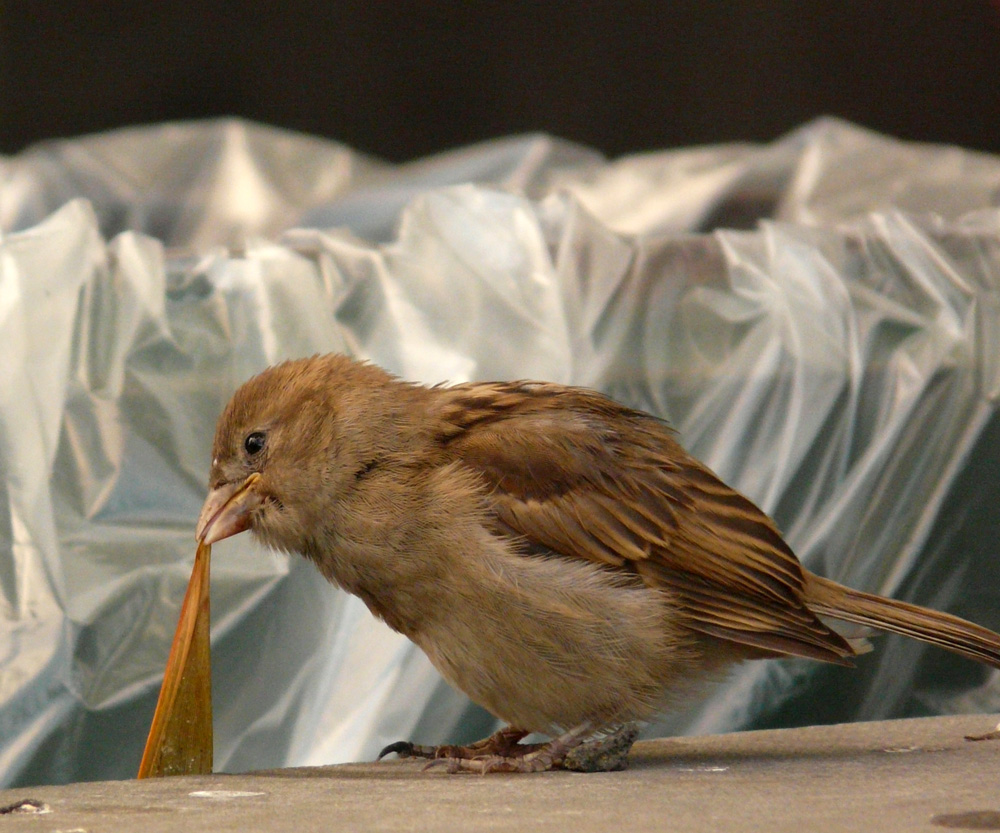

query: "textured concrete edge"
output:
0 712 996 833
2 712 997 791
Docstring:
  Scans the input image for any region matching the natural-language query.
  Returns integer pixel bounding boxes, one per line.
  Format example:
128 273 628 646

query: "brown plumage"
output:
196 353 1000 773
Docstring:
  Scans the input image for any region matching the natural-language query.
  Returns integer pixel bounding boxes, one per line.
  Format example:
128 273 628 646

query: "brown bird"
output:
196 353 1000 773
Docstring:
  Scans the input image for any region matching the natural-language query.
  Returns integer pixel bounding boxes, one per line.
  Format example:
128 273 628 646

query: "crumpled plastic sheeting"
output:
1 118 999 787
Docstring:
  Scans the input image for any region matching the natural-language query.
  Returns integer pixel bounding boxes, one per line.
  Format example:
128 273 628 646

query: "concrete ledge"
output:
1 713 998 832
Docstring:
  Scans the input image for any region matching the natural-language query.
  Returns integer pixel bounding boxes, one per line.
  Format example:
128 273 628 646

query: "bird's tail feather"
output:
805 574 1000 670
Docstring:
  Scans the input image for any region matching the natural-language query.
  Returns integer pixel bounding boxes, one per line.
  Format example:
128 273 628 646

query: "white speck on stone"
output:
3 800 51 814
188 790 266 799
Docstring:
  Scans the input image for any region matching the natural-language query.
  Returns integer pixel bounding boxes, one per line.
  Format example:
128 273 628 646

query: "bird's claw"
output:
377 740 447 760
378 724 634 773
376 741 416 761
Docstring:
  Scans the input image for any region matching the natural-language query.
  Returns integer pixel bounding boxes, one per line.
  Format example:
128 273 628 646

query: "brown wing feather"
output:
437 381 855 665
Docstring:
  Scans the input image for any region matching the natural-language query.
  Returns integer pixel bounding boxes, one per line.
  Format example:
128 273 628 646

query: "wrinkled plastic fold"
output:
1 118 999 786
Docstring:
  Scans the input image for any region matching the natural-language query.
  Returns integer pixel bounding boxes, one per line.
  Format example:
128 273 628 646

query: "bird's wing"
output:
437 382 855 665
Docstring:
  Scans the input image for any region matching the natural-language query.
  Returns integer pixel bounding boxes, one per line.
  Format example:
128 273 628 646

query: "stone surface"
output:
1 713 998 832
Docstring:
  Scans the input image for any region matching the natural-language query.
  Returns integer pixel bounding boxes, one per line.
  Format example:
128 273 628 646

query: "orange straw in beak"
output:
137 541 213 777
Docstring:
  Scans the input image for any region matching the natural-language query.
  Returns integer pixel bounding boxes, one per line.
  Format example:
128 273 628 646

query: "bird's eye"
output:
244 431 266 456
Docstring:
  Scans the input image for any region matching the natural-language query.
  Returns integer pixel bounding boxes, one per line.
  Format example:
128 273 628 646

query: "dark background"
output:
3 1 1000 161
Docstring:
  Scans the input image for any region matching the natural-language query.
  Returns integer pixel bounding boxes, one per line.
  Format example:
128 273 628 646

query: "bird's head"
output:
195 354 406 554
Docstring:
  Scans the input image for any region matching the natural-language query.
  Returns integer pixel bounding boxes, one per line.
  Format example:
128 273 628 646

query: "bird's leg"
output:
378 725 532 762
428 722 631 774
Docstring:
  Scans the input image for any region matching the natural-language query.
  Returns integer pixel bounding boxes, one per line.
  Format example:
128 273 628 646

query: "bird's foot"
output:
423 723 636 774
377 726 531 762
424 745 562 774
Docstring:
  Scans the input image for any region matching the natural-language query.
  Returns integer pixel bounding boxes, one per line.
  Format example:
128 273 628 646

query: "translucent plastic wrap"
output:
1 118 999 786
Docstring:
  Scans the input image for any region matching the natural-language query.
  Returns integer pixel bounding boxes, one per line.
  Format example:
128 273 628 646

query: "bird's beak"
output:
196 473 263 544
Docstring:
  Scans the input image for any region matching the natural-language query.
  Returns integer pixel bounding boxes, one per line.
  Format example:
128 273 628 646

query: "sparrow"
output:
196 353 1000 773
